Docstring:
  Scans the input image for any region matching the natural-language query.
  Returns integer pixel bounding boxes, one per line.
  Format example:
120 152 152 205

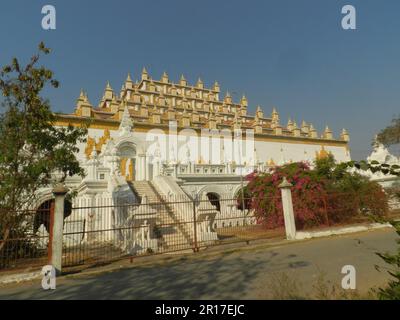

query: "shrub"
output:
376 220 400 300
245 162 329 229
244 156 388 230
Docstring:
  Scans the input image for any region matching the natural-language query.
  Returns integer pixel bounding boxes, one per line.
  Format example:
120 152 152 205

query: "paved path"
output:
0 228 397 299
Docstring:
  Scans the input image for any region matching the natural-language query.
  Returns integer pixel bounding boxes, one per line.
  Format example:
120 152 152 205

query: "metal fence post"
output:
278 177 297 240
51 184 68 275
192 197 199 252
48 201 55 264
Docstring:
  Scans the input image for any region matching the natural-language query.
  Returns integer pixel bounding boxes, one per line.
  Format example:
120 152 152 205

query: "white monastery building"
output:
35 69 352 254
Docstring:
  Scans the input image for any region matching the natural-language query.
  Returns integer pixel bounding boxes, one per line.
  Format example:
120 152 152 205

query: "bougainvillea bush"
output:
244 155 388 230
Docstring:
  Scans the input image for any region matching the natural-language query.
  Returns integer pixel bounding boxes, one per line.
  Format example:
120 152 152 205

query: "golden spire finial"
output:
240 94 248 107
213 81 220 92
83 91 90 103
126 72 132 82
79 89 85 100
341 128 350 141
161 71 169 83
105 81 113 91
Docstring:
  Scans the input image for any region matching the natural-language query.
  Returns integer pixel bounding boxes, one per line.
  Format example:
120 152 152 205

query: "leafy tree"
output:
314 153 336 179
0 43 87 250
375 219 400 300
377 116 400 146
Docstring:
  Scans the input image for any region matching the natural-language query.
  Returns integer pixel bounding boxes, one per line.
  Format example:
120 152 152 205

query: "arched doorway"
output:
116 142 136 182
206 192 221 212
34 199 72 233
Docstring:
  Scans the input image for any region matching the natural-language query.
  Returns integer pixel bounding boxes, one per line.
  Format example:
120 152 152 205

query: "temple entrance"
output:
120 158 136 181
117 142 137 182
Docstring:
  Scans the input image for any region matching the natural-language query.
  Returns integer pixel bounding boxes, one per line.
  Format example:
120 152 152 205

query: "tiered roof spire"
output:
71 71 348 143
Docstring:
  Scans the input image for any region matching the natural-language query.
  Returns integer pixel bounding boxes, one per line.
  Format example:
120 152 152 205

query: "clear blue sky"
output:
1 0 400 160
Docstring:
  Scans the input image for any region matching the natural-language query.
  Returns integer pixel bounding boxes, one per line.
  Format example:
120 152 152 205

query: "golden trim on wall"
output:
55 114 350 150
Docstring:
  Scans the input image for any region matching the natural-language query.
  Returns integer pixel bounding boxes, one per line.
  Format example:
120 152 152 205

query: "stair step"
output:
128 180 195 249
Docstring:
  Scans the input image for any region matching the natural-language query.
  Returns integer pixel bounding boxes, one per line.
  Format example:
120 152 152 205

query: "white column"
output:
145 156 150 181
153 159 160 178
51 184 68 275
137 154 146 181
278 177 296 240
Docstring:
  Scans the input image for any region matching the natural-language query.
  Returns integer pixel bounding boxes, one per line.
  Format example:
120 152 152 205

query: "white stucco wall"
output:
77 127 350 167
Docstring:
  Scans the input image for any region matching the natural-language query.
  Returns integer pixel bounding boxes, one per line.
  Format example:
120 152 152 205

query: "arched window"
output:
206 192 221 212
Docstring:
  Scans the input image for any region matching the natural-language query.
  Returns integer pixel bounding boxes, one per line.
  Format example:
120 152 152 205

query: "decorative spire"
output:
76 89 91 110
196 77 204 89
119 105 133 135
287 118 294 131
224 91 232 104
213 81 220 92
102 82 114 101
106 81 112 91
271 107 279 123
141 67 149 80
83 91 90 104
240 94 248 107
323 125 333 139
256 105 264 118
180 74 187 86
78 89 85 100
300 120 309 134
341 128 350 142
161 71 169 83
126 73 132 83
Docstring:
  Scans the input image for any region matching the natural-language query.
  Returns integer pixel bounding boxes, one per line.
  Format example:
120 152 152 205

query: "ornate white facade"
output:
36 70 352 254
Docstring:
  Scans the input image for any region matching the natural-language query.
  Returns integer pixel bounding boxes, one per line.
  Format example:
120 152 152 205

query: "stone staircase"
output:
128 181 162 203
128 180 195 252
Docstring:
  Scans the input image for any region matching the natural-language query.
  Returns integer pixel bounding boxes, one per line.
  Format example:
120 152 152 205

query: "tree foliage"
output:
0 43 87 247
377 116 400 147
375 219 400 300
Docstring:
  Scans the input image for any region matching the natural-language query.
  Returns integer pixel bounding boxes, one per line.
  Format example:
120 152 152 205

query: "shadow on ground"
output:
0 250 308 300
